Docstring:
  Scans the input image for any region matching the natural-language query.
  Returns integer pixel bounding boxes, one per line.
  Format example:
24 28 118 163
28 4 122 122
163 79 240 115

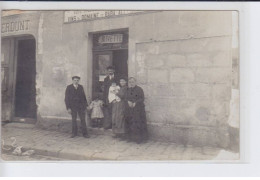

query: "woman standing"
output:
126 77 148 144
112 77 128 139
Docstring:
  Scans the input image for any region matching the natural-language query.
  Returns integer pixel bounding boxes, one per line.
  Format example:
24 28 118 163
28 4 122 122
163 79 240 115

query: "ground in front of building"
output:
1 123 239 161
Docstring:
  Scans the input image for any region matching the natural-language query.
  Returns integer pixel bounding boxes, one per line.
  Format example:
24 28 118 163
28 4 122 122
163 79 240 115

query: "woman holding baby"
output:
109 77 128 139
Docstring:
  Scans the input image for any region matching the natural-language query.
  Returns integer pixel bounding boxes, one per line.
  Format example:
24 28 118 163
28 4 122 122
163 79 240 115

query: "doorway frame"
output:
90 28 129 100
1 37 15 122
2 35 37 122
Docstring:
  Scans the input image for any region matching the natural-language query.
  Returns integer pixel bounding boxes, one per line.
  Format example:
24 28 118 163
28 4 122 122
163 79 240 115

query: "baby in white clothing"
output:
108 82 121 103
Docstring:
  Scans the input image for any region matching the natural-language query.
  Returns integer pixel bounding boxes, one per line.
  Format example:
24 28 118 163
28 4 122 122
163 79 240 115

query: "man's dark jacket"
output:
65 84 87 110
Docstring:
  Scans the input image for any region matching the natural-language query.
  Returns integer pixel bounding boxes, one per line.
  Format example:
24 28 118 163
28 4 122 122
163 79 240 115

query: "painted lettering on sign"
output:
1 20 30 33
98 34 123 44
64 11 144 23
93 31 128 51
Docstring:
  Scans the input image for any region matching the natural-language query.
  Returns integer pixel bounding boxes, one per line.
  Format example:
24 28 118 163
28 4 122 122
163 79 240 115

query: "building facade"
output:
1 10 239 149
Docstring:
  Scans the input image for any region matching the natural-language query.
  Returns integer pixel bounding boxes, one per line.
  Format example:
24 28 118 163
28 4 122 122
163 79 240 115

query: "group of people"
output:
65 66 148 144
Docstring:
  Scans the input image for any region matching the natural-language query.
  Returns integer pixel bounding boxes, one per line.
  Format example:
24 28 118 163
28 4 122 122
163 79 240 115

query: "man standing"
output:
65 76 89 138
103 66 118 129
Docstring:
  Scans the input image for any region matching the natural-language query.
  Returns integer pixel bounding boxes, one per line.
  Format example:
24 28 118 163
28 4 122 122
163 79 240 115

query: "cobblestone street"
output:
1 123 238 161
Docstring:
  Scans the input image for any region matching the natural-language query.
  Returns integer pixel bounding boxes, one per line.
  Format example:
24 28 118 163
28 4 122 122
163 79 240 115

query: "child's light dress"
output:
88 100 104 119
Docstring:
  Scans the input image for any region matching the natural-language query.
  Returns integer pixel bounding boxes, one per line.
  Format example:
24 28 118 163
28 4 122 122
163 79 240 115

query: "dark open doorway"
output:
113 49 128 79
92 29 128 100
14 38 37 119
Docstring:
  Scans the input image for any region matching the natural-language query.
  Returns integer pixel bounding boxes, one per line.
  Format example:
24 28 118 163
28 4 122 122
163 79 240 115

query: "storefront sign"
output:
64 11 143 23
98 34 123 44
1 20 30 33
93 31 128 51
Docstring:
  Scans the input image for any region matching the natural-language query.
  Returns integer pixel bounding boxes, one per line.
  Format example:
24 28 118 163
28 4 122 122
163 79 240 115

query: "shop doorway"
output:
1 36 36 123
92 29 128 100
14 38 37 119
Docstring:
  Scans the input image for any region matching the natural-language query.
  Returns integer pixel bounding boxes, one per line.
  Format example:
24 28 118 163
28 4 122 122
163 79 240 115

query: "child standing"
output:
87 95 104 128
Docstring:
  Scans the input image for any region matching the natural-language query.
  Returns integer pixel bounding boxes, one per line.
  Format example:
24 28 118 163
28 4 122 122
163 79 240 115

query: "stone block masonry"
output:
136 35 232 148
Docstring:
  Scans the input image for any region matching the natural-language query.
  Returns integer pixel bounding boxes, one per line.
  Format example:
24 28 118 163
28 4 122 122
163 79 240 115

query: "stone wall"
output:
135 36 232 147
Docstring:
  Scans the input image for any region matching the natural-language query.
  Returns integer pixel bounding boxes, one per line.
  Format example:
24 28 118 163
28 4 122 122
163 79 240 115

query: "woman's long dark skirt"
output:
126 103 148 143
112 101 126 134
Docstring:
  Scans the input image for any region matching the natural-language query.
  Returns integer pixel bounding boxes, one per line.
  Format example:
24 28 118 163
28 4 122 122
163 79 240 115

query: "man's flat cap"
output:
107 66 115 70
72 76 80 80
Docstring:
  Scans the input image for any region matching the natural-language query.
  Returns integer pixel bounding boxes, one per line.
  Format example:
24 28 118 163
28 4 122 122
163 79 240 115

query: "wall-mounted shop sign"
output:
98 34 123 44
1 20 30 33
64 11 144 23
93 31 128 51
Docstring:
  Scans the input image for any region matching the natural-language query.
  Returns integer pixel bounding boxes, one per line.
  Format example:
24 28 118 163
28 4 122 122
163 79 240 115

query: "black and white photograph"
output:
1 9 240 161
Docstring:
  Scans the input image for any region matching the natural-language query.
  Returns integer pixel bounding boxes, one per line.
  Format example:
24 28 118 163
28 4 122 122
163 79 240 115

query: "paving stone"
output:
191 153 216 160
119 145 145 156
120 154 170 161
181 146 194 160
167 145 186 160
142 142 167 155
168 152 184 160
116 155 142 161
162 143 178 155
202 147 221 156
168 144 185 153
92 151 121 160
108 142 129 153
58 148 94 160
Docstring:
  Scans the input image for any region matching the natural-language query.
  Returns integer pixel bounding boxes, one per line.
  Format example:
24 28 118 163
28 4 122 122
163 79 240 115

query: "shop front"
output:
1 10 238 149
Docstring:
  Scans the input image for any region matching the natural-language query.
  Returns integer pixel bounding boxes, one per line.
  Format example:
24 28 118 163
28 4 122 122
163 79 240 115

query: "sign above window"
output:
98 34 123 44
1 20 30 34
64 11 145 23
93 31 128 51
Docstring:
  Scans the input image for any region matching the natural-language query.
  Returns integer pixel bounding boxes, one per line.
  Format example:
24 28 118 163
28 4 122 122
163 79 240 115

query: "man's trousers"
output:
71 108 88 136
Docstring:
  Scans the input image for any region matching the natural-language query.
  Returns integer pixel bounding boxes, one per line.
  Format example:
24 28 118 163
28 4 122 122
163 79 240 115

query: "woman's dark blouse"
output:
116 86 127 100
126 85 144 104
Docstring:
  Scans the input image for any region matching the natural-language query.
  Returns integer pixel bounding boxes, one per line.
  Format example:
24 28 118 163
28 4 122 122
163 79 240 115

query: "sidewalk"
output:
1 123 238 161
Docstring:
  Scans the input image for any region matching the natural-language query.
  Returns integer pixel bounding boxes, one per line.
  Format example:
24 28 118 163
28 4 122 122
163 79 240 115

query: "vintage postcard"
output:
1 10 239 161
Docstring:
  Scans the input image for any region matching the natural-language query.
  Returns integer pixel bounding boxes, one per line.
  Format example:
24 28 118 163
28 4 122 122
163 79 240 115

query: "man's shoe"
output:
112 135 119 139
83 134 90 138
126 138 133 142
70 134 77 138
104 125 112 130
